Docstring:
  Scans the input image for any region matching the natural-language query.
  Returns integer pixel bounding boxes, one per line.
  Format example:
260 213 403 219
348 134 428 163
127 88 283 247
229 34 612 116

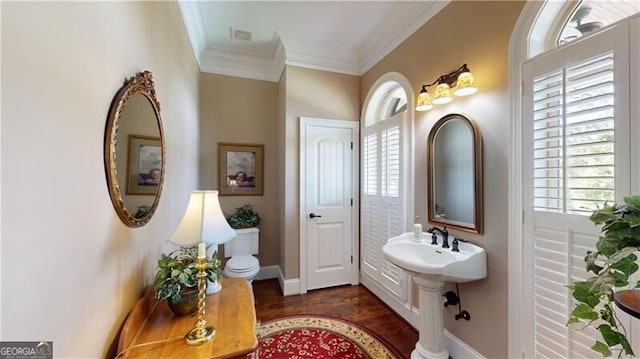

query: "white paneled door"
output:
300 117 359 291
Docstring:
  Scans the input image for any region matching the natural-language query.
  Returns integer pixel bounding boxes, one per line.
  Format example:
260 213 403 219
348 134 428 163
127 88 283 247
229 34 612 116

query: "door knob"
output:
309 213 322 219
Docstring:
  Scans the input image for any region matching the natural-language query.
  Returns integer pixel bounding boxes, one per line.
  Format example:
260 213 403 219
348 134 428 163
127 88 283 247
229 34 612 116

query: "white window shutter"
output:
523 19 635 358
362 133 379 275
533 53 615 214
361 113 407 300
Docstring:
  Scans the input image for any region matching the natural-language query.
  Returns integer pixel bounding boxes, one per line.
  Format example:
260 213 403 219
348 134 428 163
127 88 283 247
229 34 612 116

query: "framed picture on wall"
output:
218 143 264 196
126 135 162 195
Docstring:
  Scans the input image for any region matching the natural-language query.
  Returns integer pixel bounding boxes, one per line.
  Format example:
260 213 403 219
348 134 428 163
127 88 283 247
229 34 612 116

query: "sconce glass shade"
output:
415 87 433 111
454 71 477 96
168 190 237 247
432 83 452 105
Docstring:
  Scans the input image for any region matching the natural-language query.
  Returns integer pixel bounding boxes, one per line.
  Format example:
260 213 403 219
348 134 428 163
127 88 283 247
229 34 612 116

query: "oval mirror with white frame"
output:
104 71 165 227
427 113 483 234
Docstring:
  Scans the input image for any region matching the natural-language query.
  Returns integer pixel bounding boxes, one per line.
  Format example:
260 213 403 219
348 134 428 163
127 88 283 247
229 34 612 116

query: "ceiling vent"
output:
230 27 252 41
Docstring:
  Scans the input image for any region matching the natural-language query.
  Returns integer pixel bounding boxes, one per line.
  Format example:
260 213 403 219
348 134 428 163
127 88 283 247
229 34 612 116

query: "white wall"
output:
1 2 200 357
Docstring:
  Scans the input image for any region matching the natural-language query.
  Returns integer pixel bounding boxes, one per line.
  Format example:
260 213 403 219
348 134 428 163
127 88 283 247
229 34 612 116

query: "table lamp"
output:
168 190 237 294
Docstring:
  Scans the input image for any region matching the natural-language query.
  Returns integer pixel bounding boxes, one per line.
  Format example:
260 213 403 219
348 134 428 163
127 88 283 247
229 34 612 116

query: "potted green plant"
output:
153 246 221 315
134 205 151 219
225 204 261 229
568 194 640 358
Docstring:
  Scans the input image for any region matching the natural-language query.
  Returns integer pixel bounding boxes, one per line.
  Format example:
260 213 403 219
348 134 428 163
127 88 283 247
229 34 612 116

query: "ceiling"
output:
178 1 450 82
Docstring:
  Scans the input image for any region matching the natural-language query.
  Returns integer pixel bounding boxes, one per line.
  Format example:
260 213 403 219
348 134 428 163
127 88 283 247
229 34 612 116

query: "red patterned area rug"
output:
246 315 402 359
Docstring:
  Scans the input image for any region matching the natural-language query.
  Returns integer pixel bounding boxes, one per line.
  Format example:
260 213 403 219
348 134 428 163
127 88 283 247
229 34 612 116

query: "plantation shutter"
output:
523 20 633 358
361 112 407 299
362 133 379 274
533 54 615 214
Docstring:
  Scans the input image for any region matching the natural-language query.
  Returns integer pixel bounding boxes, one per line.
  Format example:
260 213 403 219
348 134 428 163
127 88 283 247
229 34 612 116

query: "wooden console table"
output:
614 289 640 320
117 277 258 358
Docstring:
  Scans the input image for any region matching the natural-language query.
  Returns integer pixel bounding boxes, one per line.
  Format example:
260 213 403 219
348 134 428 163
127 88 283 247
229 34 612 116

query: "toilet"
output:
223 227 260 283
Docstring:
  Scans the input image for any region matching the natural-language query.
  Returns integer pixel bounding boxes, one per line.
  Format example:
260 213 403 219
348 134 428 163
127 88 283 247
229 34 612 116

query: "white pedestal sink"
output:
382 232 487 359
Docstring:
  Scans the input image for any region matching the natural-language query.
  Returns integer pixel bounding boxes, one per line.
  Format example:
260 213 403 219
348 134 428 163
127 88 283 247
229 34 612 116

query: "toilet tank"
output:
224 227 259 257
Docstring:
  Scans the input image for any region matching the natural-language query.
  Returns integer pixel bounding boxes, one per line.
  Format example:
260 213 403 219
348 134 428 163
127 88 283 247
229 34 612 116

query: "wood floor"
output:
251 279 419 358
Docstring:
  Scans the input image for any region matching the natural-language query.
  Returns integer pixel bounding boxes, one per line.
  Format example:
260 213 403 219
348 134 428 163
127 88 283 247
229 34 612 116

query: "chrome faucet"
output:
427 226 449 249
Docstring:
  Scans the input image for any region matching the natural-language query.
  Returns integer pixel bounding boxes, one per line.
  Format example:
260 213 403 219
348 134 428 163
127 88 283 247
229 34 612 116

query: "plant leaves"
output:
610 254 638 277
604 228 640 243
590 341 611 357
590 205 616 225
569 195 640 359
585 251 604 274
623 195 640 210
570 281 601 308
597 323 635 356
178 272 189 284
611 270 629 287
622 213 640 228
569 303 599 320
567 316 580 325
592 272 617 295
598 324 623 346
600 303 618 327
605 248 638 265
620 336 635 357
597 324 617 346
596 238 619 257
171 269 181 278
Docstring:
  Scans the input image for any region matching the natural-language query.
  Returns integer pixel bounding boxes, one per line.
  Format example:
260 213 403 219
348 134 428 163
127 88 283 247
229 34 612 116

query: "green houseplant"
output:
134 205 151 219
153 246 221 315
225 204 261 229
568 195 640 358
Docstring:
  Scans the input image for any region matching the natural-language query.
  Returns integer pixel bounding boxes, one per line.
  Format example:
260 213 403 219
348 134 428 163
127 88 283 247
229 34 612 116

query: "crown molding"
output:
282 36 360 75
178 0 450 81
177 0 207 68
200 38 286 82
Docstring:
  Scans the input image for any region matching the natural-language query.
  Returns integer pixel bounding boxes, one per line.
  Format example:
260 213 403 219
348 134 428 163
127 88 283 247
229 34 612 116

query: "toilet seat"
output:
224 255 260 282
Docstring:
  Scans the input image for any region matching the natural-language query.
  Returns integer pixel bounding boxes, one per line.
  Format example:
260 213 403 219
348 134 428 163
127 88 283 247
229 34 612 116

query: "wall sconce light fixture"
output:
415 64 477 111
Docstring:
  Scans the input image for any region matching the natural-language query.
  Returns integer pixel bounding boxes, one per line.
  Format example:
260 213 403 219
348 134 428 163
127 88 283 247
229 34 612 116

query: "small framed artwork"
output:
218 143 264 196
126 135 162 195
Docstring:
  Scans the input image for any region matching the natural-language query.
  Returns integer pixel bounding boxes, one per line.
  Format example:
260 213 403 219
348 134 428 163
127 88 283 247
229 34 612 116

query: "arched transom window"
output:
360 73 412 302
557 1 640 46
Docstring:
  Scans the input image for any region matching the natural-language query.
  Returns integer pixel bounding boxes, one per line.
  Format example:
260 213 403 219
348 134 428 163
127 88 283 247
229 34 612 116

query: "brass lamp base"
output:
185 255 216 346
185 326 215 345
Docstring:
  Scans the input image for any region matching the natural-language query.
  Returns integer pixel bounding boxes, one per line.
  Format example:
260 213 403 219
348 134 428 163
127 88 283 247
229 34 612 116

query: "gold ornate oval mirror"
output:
104 71 165 227
427 113 483 234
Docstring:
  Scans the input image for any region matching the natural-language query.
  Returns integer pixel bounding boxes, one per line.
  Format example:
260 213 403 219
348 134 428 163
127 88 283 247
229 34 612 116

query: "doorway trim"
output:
299 116 360 293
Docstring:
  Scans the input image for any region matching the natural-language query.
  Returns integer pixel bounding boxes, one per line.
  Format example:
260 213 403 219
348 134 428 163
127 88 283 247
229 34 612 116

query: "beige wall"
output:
2 2 200 357
198 73 280 266
282 65 360 278
361 1 525 358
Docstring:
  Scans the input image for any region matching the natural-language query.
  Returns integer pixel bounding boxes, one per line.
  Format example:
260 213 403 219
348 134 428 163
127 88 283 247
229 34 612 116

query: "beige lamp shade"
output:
168 190 237 247
454 71 477 96
415 86 433 111
432 83 453 105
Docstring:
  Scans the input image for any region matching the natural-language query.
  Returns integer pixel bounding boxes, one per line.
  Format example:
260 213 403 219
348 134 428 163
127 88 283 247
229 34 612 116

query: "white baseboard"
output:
361 273 485 359
253 265 300 296
444 329 486 359
256 265 280 280
276 266 300 296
